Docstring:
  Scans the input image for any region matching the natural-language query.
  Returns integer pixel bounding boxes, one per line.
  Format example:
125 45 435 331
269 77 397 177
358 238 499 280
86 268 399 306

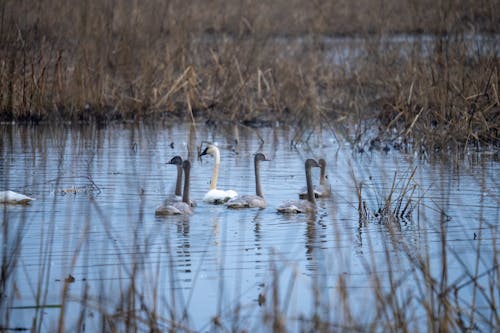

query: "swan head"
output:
318 158 326 169
305 159 320 169
182 159 191 171
254 153 270 162
199 144 219 157
167 156 183 166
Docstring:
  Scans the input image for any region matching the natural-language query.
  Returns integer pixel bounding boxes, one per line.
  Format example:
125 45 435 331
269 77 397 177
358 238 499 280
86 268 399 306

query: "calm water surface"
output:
1 123 498 331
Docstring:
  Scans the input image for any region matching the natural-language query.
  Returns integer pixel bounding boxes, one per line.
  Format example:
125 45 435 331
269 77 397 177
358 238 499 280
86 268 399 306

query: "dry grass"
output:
0 0 498 151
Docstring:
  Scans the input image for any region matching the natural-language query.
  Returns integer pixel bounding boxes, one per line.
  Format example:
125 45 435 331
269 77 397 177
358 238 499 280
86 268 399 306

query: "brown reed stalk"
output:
0 0 496 152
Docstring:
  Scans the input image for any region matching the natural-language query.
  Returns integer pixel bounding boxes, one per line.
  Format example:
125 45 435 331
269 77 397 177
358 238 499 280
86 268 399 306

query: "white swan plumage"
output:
0 190 35 204
155 160 193 216
199 144 238 204
277 159 320 214
203 189 238 204
298 158 331 199
225 153 269 209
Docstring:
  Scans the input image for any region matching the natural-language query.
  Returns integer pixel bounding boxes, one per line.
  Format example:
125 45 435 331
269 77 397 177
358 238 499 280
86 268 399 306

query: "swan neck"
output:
182 164 190 204
305 164 316 204
210 160 219 190
319 164 327 185
208 147 221 190
175 165 183 196
255 158 264 198
213 147 221 165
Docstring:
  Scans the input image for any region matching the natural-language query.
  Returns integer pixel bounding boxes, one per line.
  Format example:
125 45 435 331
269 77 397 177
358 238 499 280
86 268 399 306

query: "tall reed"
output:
0 0 498 151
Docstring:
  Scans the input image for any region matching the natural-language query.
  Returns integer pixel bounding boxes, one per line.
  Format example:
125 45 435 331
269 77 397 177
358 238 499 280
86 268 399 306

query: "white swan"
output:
155 160 193 216
277 159 320 214
225 153 269 209
0 190 35 204
298 158 331 199
199 144 237 204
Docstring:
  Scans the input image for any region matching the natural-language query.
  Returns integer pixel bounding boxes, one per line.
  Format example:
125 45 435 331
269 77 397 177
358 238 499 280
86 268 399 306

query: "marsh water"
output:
1 122 498 332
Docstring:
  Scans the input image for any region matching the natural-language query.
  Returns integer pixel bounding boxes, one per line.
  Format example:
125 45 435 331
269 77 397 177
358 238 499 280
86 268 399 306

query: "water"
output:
1 122 498 332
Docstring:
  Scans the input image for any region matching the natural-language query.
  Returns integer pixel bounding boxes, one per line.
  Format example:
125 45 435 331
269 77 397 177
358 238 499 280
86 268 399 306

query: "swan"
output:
277 159 320 214
155 160 193 216
0 190 35 204
164 155 197 206
298 158 331 199
225 153 269 209
199 144 237 204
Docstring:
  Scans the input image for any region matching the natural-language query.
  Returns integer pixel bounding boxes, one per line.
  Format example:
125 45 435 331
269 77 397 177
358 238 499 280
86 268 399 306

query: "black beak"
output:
199 147 209 157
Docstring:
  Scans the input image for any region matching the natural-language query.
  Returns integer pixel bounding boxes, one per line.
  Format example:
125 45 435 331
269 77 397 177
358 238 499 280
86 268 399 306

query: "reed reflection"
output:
252 210 263 269
175 219 192 275
304 213 318 272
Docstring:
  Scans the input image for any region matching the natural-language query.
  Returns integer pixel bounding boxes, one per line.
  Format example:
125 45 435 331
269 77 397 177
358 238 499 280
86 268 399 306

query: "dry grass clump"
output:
345 165 499 332
364 35 499 152
354 168 419 224
0 0 498 149
248 226 499 332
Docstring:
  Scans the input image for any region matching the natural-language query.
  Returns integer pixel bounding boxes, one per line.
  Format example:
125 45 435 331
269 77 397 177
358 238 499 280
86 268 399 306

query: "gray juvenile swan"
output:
0 190 35 204
225 153 270 209
277 159 320 214
169 155 184 197
155 160 193 215
199 144 238 204
298 158 331 199
165 155 196 207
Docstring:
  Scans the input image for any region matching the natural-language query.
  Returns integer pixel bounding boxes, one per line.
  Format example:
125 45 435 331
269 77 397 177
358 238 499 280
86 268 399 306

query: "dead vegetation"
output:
0 0 498 150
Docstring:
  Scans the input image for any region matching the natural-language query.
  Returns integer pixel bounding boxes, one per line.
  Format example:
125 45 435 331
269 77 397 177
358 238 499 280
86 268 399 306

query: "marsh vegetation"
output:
0 1 499 332
0 0 498 151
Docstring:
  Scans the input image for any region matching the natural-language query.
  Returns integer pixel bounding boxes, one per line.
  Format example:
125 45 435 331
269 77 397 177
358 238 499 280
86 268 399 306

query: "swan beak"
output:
199 147 209 157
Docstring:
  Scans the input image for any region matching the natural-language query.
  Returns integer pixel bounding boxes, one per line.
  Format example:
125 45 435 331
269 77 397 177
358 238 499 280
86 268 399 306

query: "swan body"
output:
276 200 315 214
155 201 189 215
225 194 266 209
277 159 320 214
226 153 269 209
199 144 238 204
298 158 331 199
204 189 238 205
155 160 193 216
0 191 35 204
